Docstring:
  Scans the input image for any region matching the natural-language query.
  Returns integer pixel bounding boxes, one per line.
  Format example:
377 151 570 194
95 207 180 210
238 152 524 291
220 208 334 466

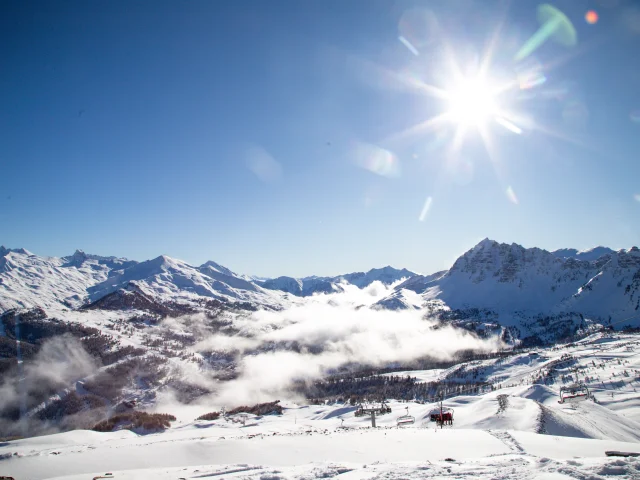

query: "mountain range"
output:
0 246 414 313
1 240 639 342
2 239 640 438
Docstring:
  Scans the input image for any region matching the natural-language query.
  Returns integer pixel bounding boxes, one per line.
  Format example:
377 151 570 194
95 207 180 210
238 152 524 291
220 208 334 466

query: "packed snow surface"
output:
3 334 640 479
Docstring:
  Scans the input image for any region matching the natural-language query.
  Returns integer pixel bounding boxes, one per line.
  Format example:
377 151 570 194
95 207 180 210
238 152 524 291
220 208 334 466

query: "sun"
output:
445 76 499 128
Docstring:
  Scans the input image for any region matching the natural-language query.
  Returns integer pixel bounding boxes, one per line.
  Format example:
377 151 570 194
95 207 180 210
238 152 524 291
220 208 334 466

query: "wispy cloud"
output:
0 335 98 435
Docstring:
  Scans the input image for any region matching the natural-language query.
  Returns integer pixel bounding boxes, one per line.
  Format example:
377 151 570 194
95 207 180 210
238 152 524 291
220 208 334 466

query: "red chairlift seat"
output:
559 383 589 404
429 407 454 424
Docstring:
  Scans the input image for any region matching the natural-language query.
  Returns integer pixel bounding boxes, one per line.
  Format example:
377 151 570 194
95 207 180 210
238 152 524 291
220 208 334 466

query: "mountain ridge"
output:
0 247 416 312
2 240 638 341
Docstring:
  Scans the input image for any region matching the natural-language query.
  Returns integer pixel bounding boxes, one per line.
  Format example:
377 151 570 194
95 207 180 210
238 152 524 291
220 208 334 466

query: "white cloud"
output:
198 302 503 406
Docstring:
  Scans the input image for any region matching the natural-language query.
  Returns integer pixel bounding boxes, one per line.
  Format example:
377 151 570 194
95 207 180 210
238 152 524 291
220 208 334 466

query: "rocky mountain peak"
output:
0 246 31 256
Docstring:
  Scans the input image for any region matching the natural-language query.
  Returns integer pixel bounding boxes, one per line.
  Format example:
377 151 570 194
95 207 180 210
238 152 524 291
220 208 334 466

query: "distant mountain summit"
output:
257 266 416 297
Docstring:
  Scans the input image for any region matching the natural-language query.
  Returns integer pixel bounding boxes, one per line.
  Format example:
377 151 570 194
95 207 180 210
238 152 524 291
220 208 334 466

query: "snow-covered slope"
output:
378 333 640 440
4 426 640 480
552 246 616 261
3 333 640 480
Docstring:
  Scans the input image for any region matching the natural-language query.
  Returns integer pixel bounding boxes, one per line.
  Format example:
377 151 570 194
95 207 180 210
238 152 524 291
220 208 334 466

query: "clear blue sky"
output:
2 0 639 277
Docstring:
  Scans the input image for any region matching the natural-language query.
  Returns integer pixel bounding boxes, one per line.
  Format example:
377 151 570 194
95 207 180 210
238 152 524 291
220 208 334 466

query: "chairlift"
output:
428 406 454 425
559 383 589 404
396 406 415 426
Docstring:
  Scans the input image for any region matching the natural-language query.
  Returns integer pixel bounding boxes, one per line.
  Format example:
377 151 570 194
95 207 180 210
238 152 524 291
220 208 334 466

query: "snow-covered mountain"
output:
0 248 136 312
259 276 335 297
2 240 639 343
0 248 284 313
376 239 640 341
85 254 283 308
0 248 414 313
258 266 416 297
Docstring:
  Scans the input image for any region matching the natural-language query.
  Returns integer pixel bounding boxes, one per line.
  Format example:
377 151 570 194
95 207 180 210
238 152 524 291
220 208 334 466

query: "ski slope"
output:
2 417 640 479
2 334 640 479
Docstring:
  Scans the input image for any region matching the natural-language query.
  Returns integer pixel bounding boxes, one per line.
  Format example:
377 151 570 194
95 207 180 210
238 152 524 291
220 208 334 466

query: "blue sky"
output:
2 0 639 277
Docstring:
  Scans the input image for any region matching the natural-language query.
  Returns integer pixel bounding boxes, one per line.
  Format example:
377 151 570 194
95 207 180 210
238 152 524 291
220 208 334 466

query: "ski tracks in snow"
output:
487 430 525 453
491 395 527 454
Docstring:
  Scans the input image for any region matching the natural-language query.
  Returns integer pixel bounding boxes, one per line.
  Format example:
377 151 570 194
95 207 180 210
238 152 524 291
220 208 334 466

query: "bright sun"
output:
446 77 498 128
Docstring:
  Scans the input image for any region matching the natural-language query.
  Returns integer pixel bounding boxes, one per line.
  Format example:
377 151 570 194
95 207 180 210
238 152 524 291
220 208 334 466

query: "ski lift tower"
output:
354 401 391 427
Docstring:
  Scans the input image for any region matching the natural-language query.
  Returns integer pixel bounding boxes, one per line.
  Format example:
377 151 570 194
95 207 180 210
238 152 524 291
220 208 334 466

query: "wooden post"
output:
371 411 376 428
439 397 443 430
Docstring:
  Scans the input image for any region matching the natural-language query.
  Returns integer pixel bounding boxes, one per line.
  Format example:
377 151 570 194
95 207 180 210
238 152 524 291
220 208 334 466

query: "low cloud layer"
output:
194 293 503 406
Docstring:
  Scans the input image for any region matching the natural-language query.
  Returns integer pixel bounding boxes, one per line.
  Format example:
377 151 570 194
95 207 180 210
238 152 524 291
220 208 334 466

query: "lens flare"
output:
398 8 439 49
353 142 400 178
585 11 599 24
418 196 433 221
398 36 420 56
630 110 640 123
495 116 523 134
634 194 640 202
563 100 589 127
246 146 283 183
366 7 591 223
516 58 547 89
516 4 577 61
449 157 474 186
